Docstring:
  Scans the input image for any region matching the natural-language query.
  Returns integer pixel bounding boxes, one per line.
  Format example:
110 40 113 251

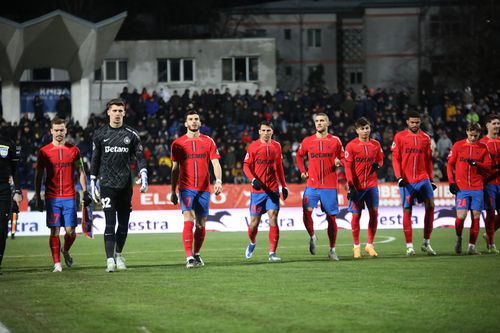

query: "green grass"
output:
1 229 500 333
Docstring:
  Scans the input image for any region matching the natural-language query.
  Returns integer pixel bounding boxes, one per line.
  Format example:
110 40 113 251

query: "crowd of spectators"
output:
1 84 499 191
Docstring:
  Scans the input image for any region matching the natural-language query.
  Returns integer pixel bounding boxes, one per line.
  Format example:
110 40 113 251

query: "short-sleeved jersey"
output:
90 124 147 189
37 142 81 199
296 134 343 189
243 139 286 193
0 136 21 198
344 138 384 190
171 134 220 191
480 136 500 185
447 139 491 190
391 129 433 183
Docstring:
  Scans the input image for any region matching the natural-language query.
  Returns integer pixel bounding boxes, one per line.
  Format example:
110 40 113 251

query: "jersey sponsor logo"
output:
404 148 423 154
255 158 275 165
124 136 130 144
105 146 130 153
0 146 8 158
310 152 333 158
355 157 375 163
186 153 208 159
50 162 73 168
103 138 110 142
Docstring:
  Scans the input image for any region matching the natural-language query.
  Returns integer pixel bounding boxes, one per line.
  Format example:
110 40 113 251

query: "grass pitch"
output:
1 229 500 333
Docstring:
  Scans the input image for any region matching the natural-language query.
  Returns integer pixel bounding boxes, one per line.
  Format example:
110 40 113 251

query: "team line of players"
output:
2 99 499 273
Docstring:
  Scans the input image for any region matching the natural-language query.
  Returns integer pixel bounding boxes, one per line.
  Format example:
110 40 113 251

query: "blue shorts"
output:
348 187 379 213
46 198 77 228
484 184 500 210
399 179 434 209
179 189 210 217
302 187 339 216
250 191 280 216
456 189 484 212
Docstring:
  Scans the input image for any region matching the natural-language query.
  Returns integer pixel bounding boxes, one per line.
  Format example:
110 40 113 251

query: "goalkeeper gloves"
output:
347 186 358 200
83 191 92 207
397 178 408 187
90 175 100 203
449 183 459 195
282 187 289 200
251 178 262 191
466 159 477 167
431 182 437 190
371 162 380 171
139 169 148 193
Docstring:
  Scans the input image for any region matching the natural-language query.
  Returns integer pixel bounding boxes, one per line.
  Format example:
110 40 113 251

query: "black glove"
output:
449 183 459 195
467 159 477 167
397 178 408 187
83 191 92 207
431 182 437 190
282 187 289 200
371 162 380 171
347 186 358 200
11 201 19 214
494 164 500 170
251 178 262 191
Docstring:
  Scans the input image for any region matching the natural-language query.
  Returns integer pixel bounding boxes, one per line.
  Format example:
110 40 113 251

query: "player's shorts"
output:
399 179 434 209
100 186 133 212
348 186 379 213
484 184 500 210
456 189 484 212
179 189 210 217
46 198 77 228
302 187 339 216
250 191 280 217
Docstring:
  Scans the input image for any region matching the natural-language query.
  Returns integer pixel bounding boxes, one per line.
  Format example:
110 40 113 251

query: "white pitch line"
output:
0 321 11 333
6 236 396 259
138 326 152 333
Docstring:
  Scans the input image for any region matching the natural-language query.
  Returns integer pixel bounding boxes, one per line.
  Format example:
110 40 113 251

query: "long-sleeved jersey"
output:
344 138 384 190
391 129 433 183
171 134 220 191
0 135 21 200
90 124 146 188
296 134 343 189
243 139 286 193
447 139 491 190
480 136 500 185
37 142 81 199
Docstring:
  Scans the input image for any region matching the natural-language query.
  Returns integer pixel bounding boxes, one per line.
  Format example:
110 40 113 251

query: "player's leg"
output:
246 193 266 259
267 209 281 262
399 186 415 255
320 189 339 260
100 186 118 272
419 180 436 255
61 198 77 268
0 199 10 273
365 187 379 256
180 189 197 268
46 198 63 271
193 191 210 267
348 189 362 258
115 186 132 270
467 192 483 255
302 187 318 254
455 209 467 255
483 186 495 249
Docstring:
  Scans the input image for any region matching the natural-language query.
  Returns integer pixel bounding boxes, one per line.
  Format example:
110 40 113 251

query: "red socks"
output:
269 226 279 253
368 209 378 244
194 227 206 254
403 210 413 243
248 226 258 244
485 211 495 245
455 217 465 237
63 232 76 252
303 210 315 237
327 215 337 248
49 236 60 264
351 214 361 246
469 217 480 245
423 207 434 240
183 221 194 257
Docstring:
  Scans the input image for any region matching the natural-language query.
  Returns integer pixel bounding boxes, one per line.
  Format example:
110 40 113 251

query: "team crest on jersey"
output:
344 151 349 158
124 136 130 144
0 146 8 158
391 142 396 149
244 153 249 160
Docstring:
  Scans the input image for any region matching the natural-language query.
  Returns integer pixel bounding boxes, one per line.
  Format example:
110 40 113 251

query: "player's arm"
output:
211 158 223 195
375 142 384 168
89 130 102 178
243 148 256 181
275 145 287 188
391 134 403 180
296 141 308 179
34 151 45 211
425 139 434 181
344 144 355 186
75 156 92 207
10 142 22 205
334 137 345 167
170 160 179 205
446 144 457 184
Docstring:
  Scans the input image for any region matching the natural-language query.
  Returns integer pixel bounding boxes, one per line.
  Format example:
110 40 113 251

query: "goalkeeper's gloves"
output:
449 183 459 195
397 178 408 187
466 159 477 167
251 178 262 191
139 169 148 193
371 162 381 171
83 191 92 207
431 182 437 190
347 185 358 200
90 175 100 203
282 187 289 200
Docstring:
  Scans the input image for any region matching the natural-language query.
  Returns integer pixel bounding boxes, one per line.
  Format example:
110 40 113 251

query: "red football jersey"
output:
447 139 491 190
480 136 500 185
296 134 343 189
36 143 82 199
171 134 220 191
243 139 286 193
344 138 384 190
391 129 433 183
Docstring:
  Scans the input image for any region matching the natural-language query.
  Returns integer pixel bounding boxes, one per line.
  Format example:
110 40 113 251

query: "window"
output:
285 66 292 76
246 29 266 37
157 58 195 82
284 29 291 40
349 71 363 85
307 29 322 47
222 57 259 82
32 68 51 81
94 59 127 81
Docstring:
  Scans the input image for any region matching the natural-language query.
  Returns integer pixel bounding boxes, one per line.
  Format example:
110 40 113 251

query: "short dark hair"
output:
51 117 65 127
184 109 201 122
354 117 371 128
406 110 421 120
485 113 500 124
466 123 481 132
106 98 125 110
258 120 274 130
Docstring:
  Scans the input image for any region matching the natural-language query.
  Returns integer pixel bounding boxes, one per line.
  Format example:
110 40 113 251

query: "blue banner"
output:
20 82 71 113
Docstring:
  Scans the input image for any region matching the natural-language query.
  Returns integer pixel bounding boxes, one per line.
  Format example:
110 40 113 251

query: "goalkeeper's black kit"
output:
90 124 146 258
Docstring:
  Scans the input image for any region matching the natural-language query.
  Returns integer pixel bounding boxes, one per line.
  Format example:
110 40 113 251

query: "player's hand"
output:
139 170 148 193
397 178 408 187
449 183 459 195
34 194 44 212
214 179 223 195
251 178 262 191
83 191 92 207
371 162 380 171
431 182 437 190
335 158 341 167
12 190 23 207
282 187 289 200
466 159 477 167
90 175 100 203
170 192 178 205
300 172 309 180
347 186 358 200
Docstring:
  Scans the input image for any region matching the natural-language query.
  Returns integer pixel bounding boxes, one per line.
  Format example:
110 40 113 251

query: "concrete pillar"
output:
71 76 91 126
1 81 21 124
